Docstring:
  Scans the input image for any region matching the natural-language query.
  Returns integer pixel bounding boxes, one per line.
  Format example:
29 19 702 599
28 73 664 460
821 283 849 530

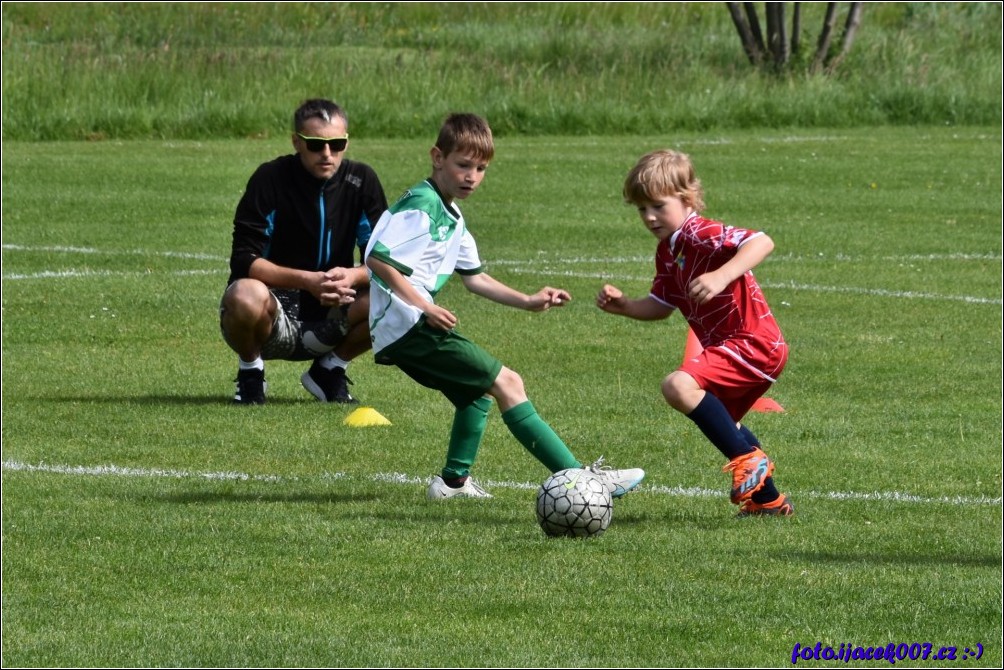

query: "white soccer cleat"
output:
427 475 493 500
586 456 645 498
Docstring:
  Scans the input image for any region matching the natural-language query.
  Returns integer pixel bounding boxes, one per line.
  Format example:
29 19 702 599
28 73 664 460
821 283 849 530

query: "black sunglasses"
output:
296 133 349 153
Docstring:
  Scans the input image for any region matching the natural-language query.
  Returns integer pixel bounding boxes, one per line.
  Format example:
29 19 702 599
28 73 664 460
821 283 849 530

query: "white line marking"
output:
1 244 225 262
497 267 1002 305
3 244 999 305
4 460 999 507
3 244 999 267
3 269 224 280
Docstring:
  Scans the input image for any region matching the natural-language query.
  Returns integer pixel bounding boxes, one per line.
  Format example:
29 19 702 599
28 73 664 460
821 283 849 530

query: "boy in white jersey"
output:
365 113 644 500
596 149 792 517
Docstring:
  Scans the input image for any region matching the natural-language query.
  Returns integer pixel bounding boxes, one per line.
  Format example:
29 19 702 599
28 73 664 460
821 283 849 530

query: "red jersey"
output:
650 212 787 382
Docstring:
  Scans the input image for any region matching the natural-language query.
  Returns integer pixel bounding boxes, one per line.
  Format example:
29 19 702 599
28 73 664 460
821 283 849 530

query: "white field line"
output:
2 268 224 280
1 244 223 261
3 244 999 305
3 459 1000 507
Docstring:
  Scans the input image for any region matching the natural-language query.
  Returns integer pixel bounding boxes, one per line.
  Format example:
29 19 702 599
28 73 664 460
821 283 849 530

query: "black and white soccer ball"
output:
536 468 613 538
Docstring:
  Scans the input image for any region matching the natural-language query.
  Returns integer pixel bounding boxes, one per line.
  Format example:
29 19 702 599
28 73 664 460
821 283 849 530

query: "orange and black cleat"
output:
737 494 795 517
723 448 774 504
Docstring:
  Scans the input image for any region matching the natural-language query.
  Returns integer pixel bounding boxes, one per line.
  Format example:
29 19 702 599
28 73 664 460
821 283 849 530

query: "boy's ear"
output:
430 146 443 167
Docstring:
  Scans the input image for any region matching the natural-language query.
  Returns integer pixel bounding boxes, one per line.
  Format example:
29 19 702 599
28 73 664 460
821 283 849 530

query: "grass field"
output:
2 126 1001 667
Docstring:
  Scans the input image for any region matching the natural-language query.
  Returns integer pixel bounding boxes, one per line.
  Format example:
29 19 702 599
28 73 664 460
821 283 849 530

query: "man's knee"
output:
221 279 274 325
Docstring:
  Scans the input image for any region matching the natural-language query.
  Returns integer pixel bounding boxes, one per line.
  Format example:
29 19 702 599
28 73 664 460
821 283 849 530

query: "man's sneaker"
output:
301 360 358 404
737 494 795 517
427 475 493 500
586 456 645 498
723 448 775 504
233 368 266 405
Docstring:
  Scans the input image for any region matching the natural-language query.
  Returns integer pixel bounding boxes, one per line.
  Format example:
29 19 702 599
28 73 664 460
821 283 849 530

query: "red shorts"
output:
680 344 786 421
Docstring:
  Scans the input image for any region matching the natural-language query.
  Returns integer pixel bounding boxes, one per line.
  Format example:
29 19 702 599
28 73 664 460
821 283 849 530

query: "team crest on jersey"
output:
725 227 746 246
430 221 456 242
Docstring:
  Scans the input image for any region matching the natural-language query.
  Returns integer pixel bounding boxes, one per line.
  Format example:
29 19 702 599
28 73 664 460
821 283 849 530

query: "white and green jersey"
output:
365 179 484 353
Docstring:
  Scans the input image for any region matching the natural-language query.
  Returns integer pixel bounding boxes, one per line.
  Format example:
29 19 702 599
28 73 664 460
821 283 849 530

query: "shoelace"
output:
467 479 489 496
722 450 764 477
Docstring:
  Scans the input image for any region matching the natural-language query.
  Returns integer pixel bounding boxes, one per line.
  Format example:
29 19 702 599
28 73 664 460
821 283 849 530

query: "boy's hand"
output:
688 271 728 305
423 303 458 331
528 287 571 311
595 284 624 312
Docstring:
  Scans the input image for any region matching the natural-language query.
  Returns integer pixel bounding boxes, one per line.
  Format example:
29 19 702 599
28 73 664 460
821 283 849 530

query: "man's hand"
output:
316 267 357 306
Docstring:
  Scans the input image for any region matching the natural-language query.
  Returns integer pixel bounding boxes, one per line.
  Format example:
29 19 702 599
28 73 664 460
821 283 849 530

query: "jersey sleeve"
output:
354 164 389 259
365 207 430 277
228 165 275 281
454 228 483 275
645 238 676 308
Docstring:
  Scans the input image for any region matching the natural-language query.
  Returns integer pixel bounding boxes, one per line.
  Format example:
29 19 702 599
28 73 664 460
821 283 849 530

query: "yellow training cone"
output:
344 407 392 427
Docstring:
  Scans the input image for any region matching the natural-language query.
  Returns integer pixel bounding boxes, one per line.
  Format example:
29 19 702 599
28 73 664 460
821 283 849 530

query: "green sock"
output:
502 401 580 472
442 396 493 479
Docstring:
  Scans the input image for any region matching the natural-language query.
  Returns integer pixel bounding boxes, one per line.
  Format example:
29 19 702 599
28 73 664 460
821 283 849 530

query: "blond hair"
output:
623 149 705 212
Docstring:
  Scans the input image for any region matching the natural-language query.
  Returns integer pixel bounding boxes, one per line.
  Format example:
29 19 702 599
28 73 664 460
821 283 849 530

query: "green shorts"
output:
376 321 503 408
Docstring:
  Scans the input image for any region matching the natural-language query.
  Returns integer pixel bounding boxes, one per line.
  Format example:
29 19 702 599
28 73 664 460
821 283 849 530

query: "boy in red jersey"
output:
596 149 792 516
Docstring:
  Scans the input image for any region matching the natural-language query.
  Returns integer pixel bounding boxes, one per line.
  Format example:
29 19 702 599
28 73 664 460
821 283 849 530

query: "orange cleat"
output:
737 494 795 517
723 448 774 504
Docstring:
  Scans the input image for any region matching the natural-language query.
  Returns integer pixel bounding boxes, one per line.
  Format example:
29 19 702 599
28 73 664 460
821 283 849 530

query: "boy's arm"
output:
689 233 774 304
366 256 458 330
460 272 570 312
596 284 673 321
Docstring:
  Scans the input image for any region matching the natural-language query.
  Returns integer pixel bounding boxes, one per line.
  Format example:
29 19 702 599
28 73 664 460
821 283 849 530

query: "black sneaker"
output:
301 360 357 404
233 368 266 405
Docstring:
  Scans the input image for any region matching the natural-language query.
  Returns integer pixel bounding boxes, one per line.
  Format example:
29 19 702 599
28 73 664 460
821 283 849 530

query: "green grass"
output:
2 127 1002 666
2 2 1001 139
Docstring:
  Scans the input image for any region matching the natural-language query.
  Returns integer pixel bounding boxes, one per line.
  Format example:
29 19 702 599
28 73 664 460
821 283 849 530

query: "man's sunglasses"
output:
297 133 349 153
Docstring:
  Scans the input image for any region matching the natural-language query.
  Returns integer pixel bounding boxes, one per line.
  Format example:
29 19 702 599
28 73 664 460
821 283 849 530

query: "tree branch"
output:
765 2 789 68
726 2 763 65
811 2 839 73
791 2 802 57
743 2 767 54
826 2 864 73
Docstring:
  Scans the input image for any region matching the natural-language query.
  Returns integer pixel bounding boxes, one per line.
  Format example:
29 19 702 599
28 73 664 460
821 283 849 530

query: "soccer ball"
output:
536 468 613 538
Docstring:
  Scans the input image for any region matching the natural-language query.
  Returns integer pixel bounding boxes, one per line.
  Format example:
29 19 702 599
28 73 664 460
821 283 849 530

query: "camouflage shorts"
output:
221 287 349 362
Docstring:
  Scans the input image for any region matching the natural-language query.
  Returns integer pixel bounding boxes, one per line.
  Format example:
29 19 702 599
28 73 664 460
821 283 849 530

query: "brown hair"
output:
623 149 705 212
435 113 495 162
293 99 347 132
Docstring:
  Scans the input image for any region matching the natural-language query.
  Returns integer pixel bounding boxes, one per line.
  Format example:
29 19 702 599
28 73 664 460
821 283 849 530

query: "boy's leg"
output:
737 423 781 504
442 396 494 481
673 352 779 505
501 401 580 472
687 393 755 460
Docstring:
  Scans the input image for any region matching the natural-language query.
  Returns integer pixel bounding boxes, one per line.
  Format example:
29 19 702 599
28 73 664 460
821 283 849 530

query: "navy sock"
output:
751 477 780 504
738 424 760 448
686 394 755 460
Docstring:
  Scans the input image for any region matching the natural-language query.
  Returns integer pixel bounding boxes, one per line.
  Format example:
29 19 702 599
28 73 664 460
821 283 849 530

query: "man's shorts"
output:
221 288 349 362
376 321 503 408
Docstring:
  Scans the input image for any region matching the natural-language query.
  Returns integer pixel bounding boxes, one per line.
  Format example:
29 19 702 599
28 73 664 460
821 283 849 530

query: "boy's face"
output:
293 116 349 181
635 195 694 241
430 147 489 203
